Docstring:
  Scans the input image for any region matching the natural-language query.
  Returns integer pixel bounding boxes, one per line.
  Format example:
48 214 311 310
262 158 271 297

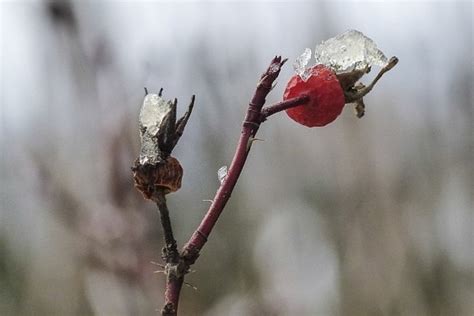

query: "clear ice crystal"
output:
293 48 312 81
139 94 173 165
217 166 228 184
314 30 388 73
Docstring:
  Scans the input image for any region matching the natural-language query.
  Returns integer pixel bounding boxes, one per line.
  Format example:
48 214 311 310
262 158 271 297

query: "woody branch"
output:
134 57 310 316
161 57 310 315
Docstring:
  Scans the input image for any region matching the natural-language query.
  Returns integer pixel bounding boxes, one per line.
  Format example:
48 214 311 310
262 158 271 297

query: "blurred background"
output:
1 1 472 315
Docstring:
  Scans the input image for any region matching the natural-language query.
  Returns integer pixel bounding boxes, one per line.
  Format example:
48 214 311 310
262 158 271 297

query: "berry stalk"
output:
260 94 311 120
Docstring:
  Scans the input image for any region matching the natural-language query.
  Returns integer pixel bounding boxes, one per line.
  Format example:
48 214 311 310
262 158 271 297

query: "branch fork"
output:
134 57 313 315
132 48 399 314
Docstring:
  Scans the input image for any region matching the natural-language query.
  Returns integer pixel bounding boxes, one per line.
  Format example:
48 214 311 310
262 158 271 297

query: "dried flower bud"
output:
132 90 194 199
132 156 183 198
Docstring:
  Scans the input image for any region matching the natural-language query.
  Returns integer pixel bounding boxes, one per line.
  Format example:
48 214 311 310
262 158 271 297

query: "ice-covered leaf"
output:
139 94 172 136
314 30 388 73
139 94 173 164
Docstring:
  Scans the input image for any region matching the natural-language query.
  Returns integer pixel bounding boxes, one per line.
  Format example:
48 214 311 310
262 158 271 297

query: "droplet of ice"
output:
314 30 388 73
139 94 173 164
293 48 312 81
217 166 228 184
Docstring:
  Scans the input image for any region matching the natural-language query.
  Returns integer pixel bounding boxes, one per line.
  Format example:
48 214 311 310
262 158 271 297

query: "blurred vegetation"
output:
1 1 472 315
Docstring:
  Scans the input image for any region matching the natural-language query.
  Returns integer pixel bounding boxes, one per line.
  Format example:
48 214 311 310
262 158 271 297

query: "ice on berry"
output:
293 48 313 81
314 30 388 73
139 93 173 164
217 166 228 184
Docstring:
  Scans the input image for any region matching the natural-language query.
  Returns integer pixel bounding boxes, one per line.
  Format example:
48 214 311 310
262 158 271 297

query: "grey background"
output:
1 1 473 315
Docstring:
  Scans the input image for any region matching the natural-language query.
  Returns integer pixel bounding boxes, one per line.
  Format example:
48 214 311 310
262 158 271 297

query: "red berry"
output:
284 65 345 127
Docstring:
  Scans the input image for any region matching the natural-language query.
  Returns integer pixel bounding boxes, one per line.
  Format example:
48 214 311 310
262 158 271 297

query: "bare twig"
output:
137 57 311 316
182 56 287 258
153 192 179 264
153 191 188 316
260 94 310 120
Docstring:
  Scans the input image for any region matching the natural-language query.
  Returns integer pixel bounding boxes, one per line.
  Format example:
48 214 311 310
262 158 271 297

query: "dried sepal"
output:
354 98 366 118
174 95 195 143
337 56 398 118
157 98 177 157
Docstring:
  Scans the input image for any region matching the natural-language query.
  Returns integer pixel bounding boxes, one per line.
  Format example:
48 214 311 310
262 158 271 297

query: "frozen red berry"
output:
284 64 345 127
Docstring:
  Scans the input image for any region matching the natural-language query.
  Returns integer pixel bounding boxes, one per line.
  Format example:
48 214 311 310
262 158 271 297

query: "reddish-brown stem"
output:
183 56 287 254
260 94 310 119
162 277 183 316
160 57 311 315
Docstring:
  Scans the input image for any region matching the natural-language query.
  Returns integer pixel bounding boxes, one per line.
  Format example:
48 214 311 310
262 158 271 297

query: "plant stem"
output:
161 276 183 316
154 192 182 315
182 56 287 257
157 57 310 315
154 192 179 263
260 94 310 119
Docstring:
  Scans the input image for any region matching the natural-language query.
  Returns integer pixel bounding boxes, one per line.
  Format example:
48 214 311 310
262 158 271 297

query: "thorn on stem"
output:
247 136 264 151
270 81 278 91
184 282 198 291
151 261 166 268
251 137 264 143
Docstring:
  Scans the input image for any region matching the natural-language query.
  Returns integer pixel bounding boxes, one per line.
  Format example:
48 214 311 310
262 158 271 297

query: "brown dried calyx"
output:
132 156 183 199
